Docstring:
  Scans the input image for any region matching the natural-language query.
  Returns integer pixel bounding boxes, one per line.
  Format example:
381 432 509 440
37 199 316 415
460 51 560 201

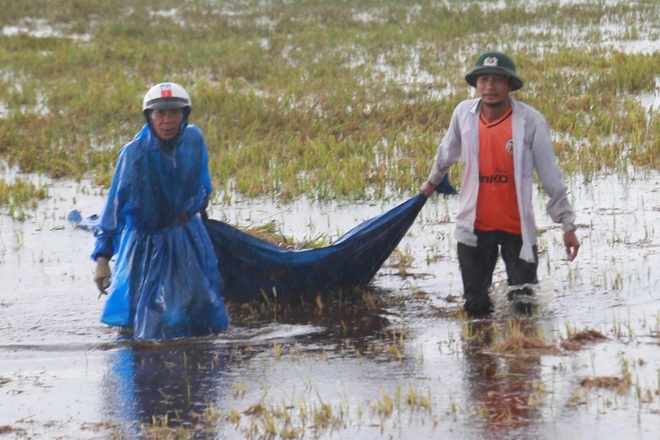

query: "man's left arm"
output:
530 114 580 260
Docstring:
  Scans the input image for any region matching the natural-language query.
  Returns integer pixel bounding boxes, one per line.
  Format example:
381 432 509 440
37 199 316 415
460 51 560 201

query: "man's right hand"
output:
420 181 436 198
94 256 111 292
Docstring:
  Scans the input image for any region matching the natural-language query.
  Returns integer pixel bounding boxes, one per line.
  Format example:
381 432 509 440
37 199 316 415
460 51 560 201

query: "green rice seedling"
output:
273 342 282 360
373 387 395 419
383 342 404 361
477 403 491 422
0 178 48 218
387 245 415 277
312 401 338 430
404 381 431 411
11 231 24 252
232 380 247 399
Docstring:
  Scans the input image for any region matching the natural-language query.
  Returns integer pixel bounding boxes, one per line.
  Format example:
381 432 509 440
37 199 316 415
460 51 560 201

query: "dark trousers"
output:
457 230 538 318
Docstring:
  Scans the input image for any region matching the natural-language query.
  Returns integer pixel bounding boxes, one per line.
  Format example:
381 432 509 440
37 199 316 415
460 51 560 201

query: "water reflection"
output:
461 320 544 438
99 287 396 437
103 339 229 436
225 285 393 350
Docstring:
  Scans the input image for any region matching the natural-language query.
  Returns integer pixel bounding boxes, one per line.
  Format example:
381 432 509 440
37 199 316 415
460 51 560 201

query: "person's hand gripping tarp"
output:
94 256 111 297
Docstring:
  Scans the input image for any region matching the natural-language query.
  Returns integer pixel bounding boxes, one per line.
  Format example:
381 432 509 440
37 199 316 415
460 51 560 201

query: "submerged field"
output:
0 0 659 439
0 0 658 206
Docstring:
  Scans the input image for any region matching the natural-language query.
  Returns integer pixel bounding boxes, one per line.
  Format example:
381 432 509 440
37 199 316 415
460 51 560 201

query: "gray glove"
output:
94 256 111 293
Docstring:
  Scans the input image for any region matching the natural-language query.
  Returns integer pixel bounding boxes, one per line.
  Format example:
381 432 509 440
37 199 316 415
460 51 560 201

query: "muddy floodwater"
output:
1 170 659 439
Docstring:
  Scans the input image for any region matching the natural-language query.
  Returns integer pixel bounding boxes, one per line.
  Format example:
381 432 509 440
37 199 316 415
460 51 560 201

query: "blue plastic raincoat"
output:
92 124 229 340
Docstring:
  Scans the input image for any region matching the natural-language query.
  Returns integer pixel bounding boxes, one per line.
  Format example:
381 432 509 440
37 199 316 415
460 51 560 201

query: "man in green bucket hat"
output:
464 51 524 91
420 51 580 317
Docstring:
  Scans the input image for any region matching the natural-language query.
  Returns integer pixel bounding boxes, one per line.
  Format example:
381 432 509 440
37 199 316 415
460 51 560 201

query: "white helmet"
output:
142 82 191 113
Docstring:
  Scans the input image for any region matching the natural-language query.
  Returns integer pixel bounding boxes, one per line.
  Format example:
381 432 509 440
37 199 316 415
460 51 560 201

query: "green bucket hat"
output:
464 52 523 91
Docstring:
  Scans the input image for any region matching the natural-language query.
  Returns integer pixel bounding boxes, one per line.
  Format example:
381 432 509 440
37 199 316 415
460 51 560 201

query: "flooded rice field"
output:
0 169 659 439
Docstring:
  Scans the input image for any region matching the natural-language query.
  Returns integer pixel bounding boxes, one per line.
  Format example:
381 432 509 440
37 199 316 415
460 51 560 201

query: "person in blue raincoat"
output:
92 82 229 340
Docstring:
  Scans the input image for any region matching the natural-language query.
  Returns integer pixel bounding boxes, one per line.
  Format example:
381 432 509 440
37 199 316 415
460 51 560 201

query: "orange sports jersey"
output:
474 107 521 234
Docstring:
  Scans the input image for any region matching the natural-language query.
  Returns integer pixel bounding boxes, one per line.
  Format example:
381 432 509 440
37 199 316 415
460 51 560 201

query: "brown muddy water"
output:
1 169 659 439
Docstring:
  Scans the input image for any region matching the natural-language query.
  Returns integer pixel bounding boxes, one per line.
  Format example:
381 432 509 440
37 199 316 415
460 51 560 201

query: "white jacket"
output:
427 97 576 263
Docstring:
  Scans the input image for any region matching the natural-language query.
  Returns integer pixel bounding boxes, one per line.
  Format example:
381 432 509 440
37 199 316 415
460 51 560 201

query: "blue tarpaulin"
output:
206 195 425 301
205 175 457 302
74 175 456 304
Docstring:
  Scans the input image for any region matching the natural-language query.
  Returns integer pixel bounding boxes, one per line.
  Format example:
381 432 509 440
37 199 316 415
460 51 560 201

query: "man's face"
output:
151 108 184 140
475 74 511 107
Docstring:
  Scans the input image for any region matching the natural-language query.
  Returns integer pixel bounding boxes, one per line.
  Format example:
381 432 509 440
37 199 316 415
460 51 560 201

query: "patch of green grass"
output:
0 0 657 208
0 178 48 220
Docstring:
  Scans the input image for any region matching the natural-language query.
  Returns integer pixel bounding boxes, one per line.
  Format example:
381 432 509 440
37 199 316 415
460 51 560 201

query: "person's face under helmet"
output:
142 82 192 141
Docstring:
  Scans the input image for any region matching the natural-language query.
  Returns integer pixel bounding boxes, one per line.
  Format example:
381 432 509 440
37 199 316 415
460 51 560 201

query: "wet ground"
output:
1 169 659 439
